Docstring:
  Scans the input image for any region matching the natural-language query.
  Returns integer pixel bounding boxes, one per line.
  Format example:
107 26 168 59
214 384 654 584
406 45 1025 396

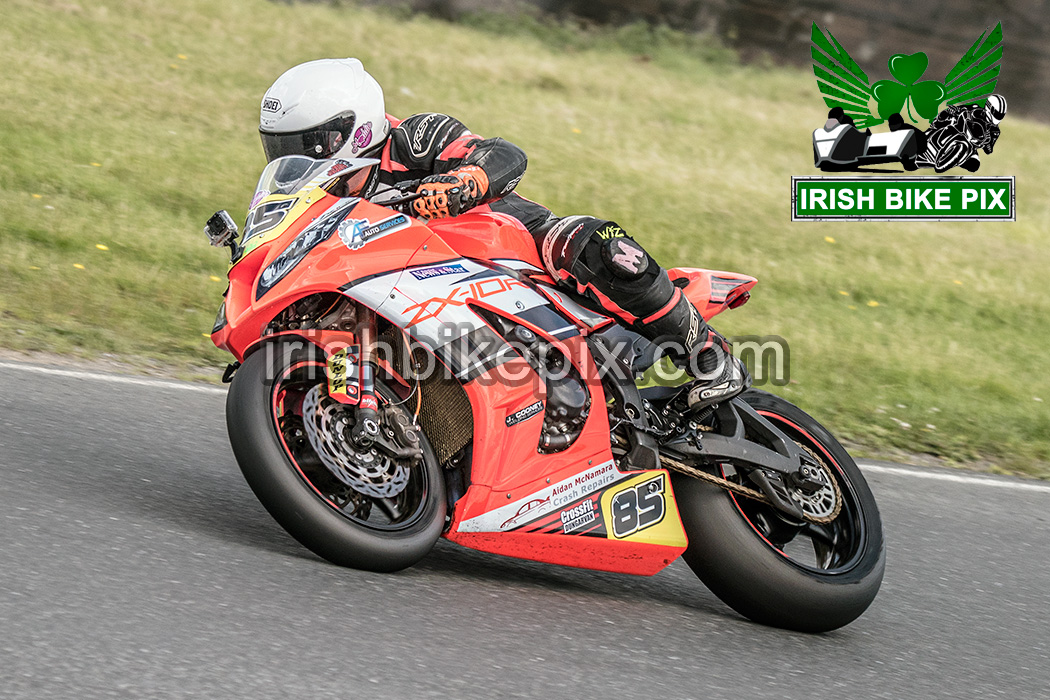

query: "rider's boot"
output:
534 215 750 411
638 288 751 410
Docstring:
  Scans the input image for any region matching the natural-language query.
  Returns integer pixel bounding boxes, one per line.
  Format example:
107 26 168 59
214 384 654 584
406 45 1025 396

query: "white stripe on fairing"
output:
0 362 227 395
453 346 518 380
859 462 1050 494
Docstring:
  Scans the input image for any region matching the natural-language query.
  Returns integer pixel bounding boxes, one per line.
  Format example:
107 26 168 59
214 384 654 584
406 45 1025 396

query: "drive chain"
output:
660 445 842 524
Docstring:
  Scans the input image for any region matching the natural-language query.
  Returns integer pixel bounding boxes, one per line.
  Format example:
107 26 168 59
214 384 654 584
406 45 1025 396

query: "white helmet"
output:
259 58 389 162
985 94 1007 125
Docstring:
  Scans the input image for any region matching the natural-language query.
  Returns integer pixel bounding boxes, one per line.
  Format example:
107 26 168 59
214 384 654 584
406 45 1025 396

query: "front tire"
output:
935 138 972 173
674 390 885 632
226 340 446 572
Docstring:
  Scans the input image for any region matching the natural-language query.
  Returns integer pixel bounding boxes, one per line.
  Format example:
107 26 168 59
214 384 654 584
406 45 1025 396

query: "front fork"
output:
350 304 381 447
345 304 425 462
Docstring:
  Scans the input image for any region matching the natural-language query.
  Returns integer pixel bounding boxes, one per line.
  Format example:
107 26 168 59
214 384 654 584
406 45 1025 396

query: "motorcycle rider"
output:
258 58 749 408
915 94 1006 172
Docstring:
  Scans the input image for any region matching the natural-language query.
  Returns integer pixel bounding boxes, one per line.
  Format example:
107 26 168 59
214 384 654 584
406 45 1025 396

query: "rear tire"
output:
674 390 885 632
226 340 446 572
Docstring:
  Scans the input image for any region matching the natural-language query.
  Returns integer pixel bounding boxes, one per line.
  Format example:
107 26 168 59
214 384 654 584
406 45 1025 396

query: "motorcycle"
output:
205 155 885 633
921 119 986 173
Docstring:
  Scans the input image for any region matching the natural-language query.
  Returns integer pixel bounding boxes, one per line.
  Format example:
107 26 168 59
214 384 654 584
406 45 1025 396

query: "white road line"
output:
859 463 1050 494
0 360 1047 493
0 361 227 395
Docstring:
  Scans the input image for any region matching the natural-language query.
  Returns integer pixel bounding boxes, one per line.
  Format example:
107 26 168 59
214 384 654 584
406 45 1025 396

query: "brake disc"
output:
301 385 409 499
790 445 842 521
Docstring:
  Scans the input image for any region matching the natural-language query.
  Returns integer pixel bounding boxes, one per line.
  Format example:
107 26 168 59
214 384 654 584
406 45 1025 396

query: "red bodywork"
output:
213 185 756 577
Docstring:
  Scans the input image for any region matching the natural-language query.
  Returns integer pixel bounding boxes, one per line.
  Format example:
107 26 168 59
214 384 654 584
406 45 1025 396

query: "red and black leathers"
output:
368 112 748 405
369 113 527 206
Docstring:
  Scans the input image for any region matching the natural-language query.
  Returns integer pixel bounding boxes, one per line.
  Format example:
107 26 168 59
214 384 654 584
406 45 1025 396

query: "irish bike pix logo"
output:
793 21 1014 222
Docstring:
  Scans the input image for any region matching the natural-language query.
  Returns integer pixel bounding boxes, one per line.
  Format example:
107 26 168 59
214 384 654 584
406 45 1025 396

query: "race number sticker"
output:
608 474 666 539
243 199 296 241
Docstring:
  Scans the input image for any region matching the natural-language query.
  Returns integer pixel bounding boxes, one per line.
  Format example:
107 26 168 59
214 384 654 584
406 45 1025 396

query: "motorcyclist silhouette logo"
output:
809 21 1007 173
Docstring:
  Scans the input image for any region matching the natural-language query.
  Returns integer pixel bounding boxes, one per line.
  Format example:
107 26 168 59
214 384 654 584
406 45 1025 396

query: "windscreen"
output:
247 155 379 214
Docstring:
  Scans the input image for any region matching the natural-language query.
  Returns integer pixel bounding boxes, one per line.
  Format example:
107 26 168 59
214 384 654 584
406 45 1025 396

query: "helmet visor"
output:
260 111 356 162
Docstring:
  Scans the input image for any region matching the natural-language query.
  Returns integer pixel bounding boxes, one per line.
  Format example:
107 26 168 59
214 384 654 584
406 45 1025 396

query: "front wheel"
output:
226 340 446 572
935 137 973 173
673 390 885 632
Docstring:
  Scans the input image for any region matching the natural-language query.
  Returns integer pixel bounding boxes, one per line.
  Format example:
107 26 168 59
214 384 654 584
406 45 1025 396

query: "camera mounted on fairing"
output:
204 209 239 251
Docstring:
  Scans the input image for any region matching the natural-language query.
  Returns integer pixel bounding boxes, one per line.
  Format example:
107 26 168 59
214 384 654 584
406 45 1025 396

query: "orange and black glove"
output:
410 165 491 220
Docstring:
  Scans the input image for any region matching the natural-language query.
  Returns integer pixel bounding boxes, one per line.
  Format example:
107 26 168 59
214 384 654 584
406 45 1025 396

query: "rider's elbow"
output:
465 137 528 199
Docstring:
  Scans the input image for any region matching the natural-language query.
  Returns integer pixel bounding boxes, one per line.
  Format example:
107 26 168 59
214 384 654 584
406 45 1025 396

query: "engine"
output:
476 311 590 453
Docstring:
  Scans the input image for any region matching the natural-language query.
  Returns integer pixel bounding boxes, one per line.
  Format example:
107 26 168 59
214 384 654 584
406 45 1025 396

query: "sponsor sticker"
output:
505 400 544 427
560 499 598 533
456 459 625 533
326 161 351 177
352 121 373 153
409 263 468 280
326 346 360 404
261 97 281 113
500 498 550 530
338 214 410 251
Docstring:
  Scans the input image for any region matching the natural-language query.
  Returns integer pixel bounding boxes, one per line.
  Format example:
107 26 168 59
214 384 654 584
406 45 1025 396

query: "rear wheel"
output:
673 390 884 632
226 340 445 572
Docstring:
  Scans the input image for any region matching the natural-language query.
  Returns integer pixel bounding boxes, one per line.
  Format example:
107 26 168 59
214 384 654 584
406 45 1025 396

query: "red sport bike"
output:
206 156 884 632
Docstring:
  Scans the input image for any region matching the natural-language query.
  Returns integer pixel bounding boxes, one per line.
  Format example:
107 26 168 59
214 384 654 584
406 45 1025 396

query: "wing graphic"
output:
943 22 1003 107
811 23 879 128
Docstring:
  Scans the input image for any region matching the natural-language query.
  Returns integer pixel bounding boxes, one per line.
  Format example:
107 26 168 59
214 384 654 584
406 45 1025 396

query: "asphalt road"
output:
1 360 1047 699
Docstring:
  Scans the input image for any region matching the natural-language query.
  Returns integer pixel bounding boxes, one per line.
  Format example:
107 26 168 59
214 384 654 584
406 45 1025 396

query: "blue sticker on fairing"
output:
409 263 468 280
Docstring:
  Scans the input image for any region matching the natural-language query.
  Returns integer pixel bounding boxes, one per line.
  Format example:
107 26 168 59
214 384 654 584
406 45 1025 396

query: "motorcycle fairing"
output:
214 196 436 361
211 177 725 575
339 237 692 574
669 267 757 320
457 462 686 543
438 327 688 575
448 461 687 576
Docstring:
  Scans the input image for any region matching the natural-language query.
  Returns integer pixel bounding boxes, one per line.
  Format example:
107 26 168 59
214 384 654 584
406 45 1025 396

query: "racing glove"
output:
410 165 491 220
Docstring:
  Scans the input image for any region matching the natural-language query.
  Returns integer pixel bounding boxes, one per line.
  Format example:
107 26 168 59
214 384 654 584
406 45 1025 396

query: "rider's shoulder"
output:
394 112 468 137
390 112 470 161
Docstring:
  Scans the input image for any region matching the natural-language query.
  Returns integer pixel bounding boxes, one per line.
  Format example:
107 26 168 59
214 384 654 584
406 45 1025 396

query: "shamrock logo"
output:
811 22 1003 129
871 53 946 122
